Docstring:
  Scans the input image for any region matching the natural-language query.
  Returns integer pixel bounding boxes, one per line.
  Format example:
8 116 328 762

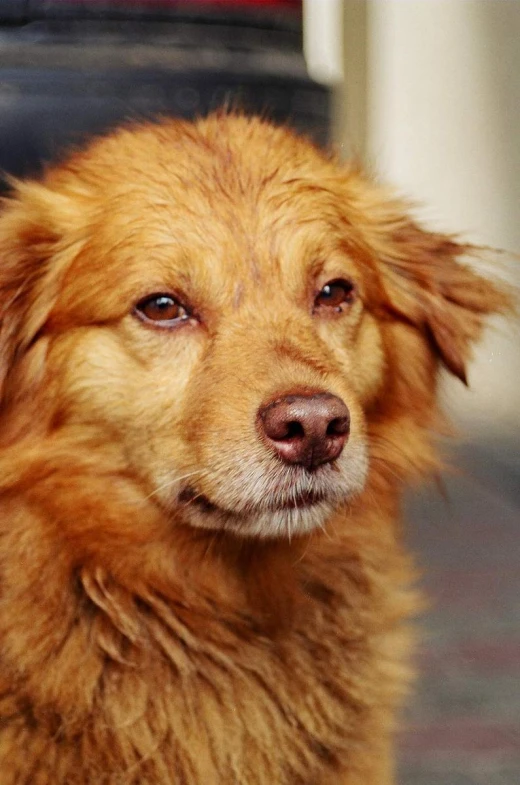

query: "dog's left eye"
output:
134 294 190 326
314 279 356 313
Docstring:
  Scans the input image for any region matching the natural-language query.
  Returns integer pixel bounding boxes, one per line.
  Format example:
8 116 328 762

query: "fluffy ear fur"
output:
380 221 513 384
0 181 84 403
345 178 515 384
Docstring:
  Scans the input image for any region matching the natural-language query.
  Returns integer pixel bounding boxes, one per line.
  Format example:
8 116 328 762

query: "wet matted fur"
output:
0 115 512 784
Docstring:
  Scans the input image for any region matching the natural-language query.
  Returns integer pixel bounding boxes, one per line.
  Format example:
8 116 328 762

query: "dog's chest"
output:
100 572 386 785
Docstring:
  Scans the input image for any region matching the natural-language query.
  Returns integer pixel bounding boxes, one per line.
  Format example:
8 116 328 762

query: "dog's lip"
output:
178 485 328 514
178 486 220 515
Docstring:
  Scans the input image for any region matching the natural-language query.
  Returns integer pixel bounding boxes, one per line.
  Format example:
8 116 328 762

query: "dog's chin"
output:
173 483 354 539
179 494 336 539
165 445 369 539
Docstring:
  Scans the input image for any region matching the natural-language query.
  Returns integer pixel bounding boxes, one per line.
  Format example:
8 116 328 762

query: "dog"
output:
0 114 512 784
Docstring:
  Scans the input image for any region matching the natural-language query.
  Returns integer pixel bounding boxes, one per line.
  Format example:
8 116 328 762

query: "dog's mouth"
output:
178 485 328 514
176 481 337 539
172 443 368 538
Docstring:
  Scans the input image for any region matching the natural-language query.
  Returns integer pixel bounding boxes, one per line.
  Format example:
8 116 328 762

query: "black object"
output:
0 1 330 183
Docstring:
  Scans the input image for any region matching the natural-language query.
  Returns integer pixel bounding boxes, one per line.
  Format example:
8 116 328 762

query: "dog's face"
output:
0 115 510 540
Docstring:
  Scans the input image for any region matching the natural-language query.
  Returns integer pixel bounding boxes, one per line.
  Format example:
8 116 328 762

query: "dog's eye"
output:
134 294 190 326
314 279 356 313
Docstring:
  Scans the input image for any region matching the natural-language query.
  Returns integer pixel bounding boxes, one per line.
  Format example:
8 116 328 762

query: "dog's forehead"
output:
113 180 346 295
77 138 347 276
50 119 367 322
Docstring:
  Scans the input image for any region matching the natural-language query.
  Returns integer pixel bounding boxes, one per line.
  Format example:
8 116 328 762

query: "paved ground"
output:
397 441 520 784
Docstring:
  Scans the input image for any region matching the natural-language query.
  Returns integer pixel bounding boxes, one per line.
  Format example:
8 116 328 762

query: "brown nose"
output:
258 392 350 470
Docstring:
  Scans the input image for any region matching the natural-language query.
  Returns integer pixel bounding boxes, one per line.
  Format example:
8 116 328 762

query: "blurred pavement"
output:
398 443 520 785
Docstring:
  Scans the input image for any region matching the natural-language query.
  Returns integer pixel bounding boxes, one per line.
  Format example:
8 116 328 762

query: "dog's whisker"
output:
286 514 293 544
142 470 205 502
181 489 207 509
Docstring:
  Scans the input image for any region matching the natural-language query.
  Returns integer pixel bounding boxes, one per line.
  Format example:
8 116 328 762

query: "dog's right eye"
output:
134 294 190 326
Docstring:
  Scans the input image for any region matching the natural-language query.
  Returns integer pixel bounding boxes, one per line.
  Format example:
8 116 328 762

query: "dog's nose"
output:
258 392 350 470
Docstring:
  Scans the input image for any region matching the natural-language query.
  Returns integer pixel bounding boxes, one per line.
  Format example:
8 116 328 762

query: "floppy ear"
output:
378 218 514 384
344 175 515 385
0 181 82 402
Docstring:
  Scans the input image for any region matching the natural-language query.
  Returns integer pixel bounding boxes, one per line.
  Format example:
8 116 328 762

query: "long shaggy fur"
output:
0 114 512 784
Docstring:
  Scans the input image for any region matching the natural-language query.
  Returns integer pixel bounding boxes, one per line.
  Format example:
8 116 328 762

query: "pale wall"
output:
339 0 520 442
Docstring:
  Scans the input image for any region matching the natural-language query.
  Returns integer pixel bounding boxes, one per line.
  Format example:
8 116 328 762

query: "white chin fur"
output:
177 441 369 539
185 500 336 539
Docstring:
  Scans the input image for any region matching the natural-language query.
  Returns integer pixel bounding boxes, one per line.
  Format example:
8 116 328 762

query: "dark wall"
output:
0 1 330 183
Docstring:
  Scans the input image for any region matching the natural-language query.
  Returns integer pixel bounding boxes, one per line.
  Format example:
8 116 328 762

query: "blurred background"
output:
0 1 518 782
339 5 520 784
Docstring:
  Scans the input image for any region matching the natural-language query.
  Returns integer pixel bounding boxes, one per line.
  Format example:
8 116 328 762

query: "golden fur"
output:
0 114 511 784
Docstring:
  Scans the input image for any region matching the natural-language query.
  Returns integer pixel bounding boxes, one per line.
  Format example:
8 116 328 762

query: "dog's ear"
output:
0 180 82 401
379 218 514 384
344 177 515 384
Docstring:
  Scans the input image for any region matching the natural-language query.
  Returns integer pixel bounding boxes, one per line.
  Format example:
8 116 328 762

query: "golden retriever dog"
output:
0 114 511 784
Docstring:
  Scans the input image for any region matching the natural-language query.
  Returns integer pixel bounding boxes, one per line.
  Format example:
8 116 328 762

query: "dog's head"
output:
0 115 511 540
